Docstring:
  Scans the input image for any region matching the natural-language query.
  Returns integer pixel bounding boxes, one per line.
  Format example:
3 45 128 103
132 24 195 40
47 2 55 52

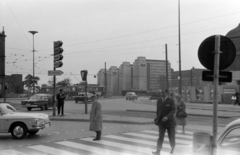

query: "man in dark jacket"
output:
56 89 66 116
152 89 176 155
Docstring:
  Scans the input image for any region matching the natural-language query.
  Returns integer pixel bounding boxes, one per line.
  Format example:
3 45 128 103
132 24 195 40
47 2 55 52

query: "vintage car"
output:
21 94 55 111
173 118 240 155
125 92 138 100
74 92 94 103
0 103 51 139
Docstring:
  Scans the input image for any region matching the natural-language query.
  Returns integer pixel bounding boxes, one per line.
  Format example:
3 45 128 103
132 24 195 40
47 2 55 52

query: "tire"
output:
45 105 48 110
27 107 32 111
11 123 28 139
75 100 78 103
28 130 39 135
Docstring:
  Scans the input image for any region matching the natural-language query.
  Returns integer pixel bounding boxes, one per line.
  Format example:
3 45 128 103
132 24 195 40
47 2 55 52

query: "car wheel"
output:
75 100 78 103
45 105 48 110
27 107 32 111
28 130 39 135
11 123 28 139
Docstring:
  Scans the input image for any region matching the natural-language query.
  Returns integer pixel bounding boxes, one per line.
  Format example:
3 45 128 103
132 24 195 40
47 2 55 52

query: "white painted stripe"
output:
105 135 171 149
124 133 191 145
141 130 193 139
0 150 28 155
56 141 132 155
28 145 77 155
143 130 193 135
82 137 153 155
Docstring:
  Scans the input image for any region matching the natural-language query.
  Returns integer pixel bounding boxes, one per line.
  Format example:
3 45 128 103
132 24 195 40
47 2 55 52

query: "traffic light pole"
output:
53 42 56 116
212 35 220 155
85 81 88 114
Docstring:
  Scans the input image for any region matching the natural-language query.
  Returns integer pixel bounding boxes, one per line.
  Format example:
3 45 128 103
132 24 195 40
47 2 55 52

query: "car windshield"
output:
0 104 17 114
30 95 46 100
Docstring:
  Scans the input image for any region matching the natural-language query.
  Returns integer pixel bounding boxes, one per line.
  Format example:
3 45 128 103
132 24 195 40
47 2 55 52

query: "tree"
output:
48 77 58 86
23 74 40 93
15 85 24 93
57 78 71 87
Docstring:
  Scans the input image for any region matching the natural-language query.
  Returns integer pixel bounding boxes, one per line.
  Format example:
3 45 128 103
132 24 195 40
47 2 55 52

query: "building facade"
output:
133 57 148 91
118 62 133 94
0 74 23 94
106 66 119 96
97 69 105 87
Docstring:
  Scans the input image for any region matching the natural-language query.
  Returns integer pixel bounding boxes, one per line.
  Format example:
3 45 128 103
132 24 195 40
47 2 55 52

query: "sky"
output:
1 0 240 86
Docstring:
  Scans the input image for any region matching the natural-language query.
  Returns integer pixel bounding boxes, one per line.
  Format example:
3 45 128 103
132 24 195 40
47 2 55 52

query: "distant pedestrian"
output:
234 92 240 106
89 95 102 141
231 94 236 105
175 94 187 134
56 89 66 116
153 89 176 155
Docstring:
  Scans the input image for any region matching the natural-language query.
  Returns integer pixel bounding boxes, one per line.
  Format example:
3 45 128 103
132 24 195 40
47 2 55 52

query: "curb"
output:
126 110 235 119
49 117 154 125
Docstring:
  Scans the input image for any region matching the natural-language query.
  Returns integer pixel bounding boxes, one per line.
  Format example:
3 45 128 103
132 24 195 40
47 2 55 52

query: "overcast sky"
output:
1 0 240 86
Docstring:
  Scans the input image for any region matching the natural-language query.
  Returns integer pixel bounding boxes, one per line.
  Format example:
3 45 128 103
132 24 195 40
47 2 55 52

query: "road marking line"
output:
124 133 191 145
56 141 132 155
28 145 78 155
142 130 193 139
143 130 193 135
0 150 28 155
82 137 169 155
105 135 171 148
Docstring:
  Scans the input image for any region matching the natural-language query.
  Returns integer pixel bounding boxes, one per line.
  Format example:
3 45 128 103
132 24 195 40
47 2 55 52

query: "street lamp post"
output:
28 31 38 94
178 0 182 96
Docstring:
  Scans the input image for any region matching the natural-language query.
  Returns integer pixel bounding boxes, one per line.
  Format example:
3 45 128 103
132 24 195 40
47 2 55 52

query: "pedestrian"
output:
56 89 66 116
89 95 102 141
175 94 187 134
231 94 236 105
153 89 176 155
235 92 240 106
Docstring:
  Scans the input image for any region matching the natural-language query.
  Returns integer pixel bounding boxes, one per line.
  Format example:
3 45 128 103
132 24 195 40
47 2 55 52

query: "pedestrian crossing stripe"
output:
0 129 194 155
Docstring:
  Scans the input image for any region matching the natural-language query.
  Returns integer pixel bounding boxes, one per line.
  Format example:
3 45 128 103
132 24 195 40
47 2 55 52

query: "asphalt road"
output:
0 121 156 150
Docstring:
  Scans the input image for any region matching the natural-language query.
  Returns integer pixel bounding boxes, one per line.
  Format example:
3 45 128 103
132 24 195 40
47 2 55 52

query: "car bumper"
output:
30 122 51 130
21 105 38 107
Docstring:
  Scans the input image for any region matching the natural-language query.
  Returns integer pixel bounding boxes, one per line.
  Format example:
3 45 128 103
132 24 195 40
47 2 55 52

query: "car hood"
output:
22 99 39 102
4 112 49 120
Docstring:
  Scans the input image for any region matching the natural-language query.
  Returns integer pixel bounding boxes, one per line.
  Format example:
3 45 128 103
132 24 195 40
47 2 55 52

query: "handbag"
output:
176 110 187 118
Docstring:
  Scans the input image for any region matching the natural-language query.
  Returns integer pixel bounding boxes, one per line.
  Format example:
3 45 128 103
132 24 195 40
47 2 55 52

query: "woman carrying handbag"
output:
175 94 187 134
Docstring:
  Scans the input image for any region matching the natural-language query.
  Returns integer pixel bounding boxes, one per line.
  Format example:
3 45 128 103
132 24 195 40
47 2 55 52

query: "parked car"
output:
0 103 51 139
173 118 240 155
74 92 94 103
21 94 55 111
126 92 138 100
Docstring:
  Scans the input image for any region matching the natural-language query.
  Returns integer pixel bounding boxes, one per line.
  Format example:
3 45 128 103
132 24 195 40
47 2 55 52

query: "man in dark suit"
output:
152 89 176 155
56 89 66 116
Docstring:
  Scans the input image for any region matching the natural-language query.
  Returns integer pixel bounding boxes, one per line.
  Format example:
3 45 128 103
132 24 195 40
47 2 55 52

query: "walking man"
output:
89 95 102 141
152 89 176 155
56 89 66 116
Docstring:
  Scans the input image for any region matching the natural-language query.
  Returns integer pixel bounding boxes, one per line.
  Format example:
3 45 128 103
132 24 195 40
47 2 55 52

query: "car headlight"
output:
36 119 45 126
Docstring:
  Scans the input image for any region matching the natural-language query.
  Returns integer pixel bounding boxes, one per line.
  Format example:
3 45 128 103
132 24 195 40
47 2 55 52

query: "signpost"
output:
198 35 236 155
80 70 88 114
48 70 64 76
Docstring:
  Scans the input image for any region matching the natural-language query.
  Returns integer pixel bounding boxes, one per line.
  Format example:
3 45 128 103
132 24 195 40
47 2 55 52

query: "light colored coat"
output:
89 100 102 131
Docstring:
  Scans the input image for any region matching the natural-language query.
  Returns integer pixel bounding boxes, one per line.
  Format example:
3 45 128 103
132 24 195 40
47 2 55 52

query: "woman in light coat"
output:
89 95 102 141
175 94 187 134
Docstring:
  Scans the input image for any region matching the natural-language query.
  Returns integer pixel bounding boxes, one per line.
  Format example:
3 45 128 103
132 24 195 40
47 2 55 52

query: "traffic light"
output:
54 41 64 68
81 70 88 81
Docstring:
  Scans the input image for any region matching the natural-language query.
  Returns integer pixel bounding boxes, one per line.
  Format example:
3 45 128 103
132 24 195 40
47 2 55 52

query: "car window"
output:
220 127 240 149
1 105 17 114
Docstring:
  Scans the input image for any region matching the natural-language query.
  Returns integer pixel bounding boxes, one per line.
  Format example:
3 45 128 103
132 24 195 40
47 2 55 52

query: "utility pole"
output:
105 62 107 97
0 27 6 102
178 0 182 96
165 44 169 91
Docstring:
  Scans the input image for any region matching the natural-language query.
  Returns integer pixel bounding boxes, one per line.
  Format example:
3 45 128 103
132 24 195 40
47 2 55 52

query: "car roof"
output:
0 103 11 107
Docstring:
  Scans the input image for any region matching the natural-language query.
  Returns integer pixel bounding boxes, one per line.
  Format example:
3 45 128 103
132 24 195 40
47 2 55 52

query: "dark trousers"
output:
58 103 64 115
157 124 175 151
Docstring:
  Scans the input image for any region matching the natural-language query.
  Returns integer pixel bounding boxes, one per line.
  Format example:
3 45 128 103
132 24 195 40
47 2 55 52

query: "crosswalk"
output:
0 129 195 155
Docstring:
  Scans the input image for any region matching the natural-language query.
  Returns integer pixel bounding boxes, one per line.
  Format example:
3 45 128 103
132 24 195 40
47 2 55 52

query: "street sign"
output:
54 61 63 68
54 54 63 61
48 70 64 76
202 71 232 82
198 35 236 70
